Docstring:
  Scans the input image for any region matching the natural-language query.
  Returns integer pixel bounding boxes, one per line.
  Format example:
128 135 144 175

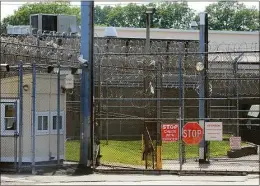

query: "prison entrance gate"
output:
93 38 202 171
93 38 259 173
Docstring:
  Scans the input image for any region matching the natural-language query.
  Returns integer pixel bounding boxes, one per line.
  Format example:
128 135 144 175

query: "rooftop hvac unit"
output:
30 14 78 34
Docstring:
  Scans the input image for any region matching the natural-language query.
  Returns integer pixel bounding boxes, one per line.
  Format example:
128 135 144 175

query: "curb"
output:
95 169 259 176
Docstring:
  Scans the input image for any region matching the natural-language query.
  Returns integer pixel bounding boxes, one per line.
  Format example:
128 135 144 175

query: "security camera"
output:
78 55 88 66
0 64 10 72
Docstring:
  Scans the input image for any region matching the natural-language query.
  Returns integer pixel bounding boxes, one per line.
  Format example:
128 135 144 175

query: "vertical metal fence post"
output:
235 61 239 136
14 101 18 171
178 43 184 171
80 1 94 167
106 81 108 145
31 63 36 174
198 12 209 163
156 60 162 170
57 65 61 166
18 62 23 172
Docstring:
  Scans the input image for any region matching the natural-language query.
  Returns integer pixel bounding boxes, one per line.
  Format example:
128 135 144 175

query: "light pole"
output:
145 6 162 170
145 7 155 53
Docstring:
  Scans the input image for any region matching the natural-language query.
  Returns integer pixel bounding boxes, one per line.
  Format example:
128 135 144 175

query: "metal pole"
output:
57 65 61 166
145 13 151 53
98 55 102 140
80 1 94 167
178 43 184 170
14 101 18 171
156 61 162 170
198 12 209 163
144 11 151 169
235 61 239 136
31 63 36 174
106 82 108 145
18 62 23 172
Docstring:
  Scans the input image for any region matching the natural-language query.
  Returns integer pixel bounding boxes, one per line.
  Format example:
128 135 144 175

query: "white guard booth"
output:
0 73 66 165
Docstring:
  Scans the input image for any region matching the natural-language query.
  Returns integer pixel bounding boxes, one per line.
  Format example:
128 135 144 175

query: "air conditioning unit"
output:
30 14 78 34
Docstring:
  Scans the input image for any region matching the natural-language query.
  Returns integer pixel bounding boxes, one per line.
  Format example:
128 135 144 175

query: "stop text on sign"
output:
183 129 202 138
182 122 203 145
161 124 179 142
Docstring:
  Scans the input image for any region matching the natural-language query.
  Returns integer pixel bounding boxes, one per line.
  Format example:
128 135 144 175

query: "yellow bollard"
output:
141 134 144 161
156 145 162 170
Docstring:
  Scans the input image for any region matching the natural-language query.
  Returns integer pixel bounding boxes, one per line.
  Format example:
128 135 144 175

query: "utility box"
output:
30 14 78 34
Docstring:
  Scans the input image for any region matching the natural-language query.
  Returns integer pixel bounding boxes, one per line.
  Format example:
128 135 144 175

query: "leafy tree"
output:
205 1 259 31
94 5 113 26
2 1 259 32
106 3 147 27
155 2 195 29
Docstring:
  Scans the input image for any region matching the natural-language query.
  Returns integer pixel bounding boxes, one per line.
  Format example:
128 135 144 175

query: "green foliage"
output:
154 2 195 29
2 2 80 26
1 1 259 32
205 1 259 31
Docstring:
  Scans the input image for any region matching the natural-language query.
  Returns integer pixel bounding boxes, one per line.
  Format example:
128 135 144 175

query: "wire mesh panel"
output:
204 50 260 172
94 37 259 173
65 74 81 163
1 33 259 173
94 38 200 170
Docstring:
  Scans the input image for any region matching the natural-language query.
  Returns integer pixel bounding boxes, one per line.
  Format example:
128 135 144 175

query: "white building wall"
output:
94 27 259 50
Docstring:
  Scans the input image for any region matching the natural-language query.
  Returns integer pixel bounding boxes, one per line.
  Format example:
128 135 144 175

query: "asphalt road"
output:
1 174 259 185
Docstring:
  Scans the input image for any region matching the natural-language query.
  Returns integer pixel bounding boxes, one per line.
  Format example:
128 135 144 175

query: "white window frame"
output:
50 111 65 134
1 99 20 136
36 112 49 135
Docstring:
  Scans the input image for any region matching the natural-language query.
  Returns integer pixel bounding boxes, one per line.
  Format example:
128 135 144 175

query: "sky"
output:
1 1 259 20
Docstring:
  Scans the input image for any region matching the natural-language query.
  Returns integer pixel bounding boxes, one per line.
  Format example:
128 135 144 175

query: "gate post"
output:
57 64 61 166
198 12 210 164
79 1 94 168
18 62 23 172
31 63 36 174
178 43 185 170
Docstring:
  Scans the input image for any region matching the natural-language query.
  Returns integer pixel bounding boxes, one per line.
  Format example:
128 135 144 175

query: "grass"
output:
66 139 247 166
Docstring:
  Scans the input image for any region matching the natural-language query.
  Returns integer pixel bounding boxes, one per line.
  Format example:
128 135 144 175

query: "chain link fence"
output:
1 33 259 174
93 38 259 173
1 34 81 173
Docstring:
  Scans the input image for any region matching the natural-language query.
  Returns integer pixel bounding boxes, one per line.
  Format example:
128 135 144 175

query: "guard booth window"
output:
5 104 16 130
1 100 19 135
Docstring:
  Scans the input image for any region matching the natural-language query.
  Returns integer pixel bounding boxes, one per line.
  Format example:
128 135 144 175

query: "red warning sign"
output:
161 124 179 142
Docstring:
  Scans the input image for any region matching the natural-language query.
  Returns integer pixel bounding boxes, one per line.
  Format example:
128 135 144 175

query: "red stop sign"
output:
182 122 203 145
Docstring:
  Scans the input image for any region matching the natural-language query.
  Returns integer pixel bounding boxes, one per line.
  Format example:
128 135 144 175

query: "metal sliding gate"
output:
93 37 259 173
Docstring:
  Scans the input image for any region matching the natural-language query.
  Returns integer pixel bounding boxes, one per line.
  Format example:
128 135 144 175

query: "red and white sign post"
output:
161 124 179 142
182 122 203 145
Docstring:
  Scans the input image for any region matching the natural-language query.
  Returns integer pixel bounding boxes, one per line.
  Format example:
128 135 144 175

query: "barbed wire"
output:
1 34 259 115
